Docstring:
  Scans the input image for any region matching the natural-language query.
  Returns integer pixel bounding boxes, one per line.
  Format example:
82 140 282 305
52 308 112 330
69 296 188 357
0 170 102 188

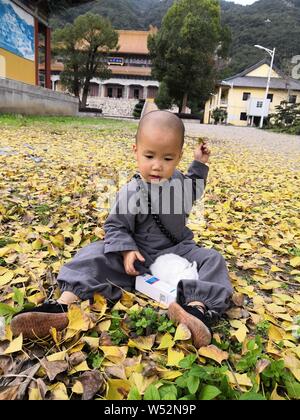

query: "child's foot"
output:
168 302 212 349
10 301 69 339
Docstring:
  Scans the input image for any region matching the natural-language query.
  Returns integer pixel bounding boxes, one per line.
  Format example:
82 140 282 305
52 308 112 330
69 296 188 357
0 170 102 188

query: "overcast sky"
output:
228 0 258 5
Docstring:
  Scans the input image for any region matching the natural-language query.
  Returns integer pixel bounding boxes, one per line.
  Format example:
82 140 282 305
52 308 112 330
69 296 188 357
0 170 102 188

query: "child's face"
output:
133 126 183 183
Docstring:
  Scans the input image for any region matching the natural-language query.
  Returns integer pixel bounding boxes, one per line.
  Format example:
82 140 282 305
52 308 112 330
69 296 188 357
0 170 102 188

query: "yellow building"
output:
204 59 300 126
0 0 51 87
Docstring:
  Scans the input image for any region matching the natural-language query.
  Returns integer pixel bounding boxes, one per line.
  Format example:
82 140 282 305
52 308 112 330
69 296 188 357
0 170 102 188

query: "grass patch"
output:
0 113 138 131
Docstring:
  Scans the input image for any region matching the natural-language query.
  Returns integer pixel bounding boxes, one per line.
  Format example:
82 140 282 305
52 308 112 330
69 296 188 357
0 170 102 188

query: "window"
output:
243 92 251 101
289 95 297 104
240 112 248 121
107 87 113 98
267 94 273 103
134 88 140 99
89 83 99 97
117 87 123 98
257 101 263 108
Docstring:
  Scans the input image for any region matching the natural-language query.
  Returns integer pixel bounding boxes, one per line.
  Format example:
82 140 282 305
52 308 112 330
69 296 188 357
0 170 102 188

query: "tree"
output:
211 107 228 124
53 13 118 107
148 0 228 113
133 100 145 119
269 101 300 127
155 81 173 110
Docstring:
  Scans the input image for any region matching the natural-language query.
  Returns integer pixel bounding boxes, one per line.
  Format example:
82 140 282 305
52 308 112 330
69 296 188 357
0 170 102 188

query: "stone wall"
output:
87 97 139 118
0 78 79 116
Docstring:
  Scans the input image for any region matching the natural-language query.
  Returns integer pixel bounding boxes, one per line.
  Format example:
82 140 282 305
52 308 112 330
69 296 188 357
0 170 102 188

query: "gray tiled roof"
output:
220 59 300 91
221 76 300 91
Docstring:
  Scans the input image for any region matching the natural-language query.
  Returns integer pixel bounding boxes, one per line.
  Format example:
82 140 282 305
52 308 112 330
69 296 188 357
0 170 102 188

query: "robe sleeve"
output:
184 160 209 210
103 184 138 254
186 160 209 187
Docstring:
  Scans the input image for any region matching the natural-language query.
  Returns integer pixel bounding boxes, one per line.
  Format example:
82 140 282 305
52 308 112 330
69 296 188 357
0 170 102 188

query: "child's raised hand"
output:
194 140 211 164
122 250 145 276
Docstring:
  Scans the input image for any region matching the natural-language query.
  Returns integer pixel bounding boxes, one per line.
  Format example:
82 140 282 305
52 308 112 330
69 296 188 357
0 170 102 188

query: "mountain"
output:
220 0 300 76
50 0 300 76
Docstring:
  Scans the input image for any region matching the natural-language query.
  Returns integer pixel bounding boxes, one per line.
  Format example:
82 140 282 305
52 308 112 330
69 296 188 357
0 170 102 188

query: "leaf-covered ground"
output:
0 115 299 400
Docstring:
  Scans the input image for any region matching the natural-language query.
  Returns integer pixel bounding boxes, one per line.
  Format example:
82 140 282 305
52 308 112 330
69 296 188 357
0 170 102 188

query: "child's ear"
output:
132 144 137 154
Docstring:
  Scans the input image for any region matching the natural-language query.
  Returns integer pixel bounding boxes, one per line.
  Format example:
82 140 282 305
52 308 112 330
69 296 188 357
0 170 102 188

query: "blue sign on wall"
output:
108 57 124 66
0 0 34 61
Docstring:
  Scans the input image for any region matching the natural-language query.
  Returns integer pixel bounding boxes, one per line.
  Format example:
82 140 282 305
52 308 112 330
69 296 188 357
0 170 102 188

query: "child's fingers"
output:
202 145 211 153
125 265 139 276
136 252 145 262
127 259 140 276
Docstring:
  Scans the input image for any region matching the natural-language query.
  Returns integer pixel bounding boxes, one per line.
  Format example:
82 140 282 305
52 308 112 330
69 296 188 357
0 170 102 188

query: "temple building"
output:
51 28 159 101
49 28 159 116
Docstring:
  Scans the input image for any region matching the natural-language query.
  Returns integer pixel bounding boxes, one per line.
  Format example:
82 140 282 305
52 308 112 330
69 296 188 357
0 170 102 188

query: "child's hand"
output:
194 141 211 164
122 250 145 276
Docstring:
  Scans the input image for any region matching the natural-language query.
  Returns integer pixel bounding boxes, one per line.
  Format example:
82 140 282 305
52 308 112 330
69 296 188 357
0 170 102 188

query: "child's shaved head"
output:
136 110 185 149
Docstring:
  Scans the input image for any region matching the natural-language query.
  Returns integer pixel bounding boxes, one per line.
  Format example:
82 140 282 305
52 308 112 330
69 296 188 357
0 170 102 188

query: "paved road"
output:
184 123 300 158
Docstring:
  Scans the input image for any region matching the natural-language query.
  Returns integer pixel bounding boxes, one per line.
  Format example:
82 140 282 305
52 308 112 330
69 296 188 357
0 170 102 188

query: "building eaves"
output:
224 58 285 81
220 76 300 91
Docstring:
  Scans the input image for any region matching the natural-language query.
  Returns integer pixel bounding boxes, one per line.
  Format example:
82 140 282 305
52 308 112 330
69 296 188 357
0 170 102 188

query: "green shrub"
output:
133 100 145 119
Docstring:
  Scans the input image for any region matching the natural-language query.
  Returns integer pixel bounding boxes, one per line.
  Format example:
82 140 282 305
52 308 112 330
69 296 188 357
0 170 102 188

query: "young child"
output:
11 111 233 348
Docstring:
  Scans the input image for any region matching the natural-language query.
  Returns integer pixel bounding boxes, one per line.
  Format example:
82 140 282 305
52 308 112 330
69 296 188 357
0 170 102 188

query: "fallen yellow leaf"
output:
47 351 67 362
157 333 175 350
268 324 285 341
49 382 69 400
290 256 300 268
82 336 100 350
174 323 192 341
68 361 90 375
92 293 107 317
166 348 185 367
100 346 128 363
198 345 229 364
106 379 131 400
97 319 111 332
0 270 14 286
4 334 23 354
266 304 286 314
260 281 282 290
72 381 84 394
28 387 43 400
128 335 155 351
157 369 183 380
66 305 90 335
270 265 284 273
226 372 252 388
270 384 285 400
283 353 300 382
130 372 156 394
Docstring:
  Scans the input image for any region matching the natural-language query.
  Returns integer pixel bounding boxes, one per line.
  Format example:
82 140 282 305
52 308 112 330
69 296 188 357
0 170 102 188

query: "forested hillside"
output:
50 0 300 76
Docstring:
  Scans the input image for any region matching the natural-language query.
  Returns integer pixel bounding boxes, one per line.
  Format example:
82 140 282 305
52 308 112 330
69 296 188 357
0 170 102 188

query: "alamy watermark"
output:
94 171 205 217
291 55 300 80
292 316 300 340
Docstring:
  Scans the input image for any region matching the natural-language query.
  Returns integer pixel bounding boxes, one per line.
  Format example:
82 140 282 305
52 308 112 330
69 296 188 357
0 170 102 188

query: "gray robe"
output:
57 161 233 312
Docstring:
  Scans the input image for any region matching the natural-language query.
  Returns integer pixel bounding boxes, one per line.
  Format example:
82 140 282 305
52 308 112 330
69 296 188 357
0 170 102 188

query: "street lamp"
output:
254 44 276 128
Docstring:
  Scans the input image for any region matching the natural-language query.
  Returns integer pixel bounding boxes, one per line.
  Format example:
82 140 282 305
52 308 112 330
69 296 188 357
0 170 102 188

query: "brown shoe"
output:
168 302 212 349
10 302 69 339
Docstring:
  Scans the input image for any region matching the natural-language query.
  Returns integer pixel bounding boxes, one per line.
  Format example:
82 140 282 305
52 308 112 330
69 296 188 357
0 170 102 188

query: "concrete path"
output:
141 99 159 118
184 123 300 158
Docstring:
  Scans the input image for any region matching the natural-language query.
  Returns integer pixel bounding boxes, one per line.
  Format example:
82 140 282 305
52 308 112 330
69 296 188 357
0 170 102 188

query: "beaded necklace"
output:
133 174 179 245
